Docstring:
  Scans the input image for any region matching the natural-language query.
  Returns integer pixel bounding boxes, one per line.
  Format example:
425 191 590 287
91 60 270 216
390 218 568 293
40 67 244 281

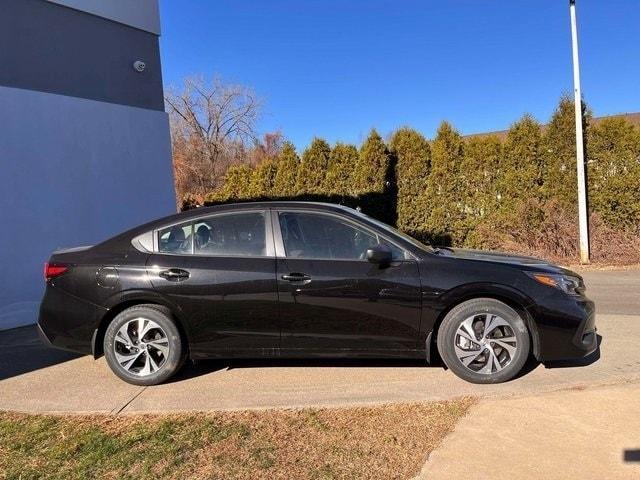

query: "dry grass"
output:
476 199 640 266
0 397 474 480
565 263 640 272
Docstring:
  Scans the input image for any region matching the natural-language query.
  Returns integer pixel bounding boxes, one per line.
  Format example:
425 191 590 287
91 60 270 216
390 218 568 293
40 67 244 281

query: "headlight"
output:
528 273 584 295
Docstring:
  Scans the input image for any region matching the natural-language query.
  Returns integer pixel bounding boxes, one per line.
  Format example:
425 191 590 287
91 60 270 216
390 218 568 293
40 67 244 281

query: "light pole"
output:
569 0 590 264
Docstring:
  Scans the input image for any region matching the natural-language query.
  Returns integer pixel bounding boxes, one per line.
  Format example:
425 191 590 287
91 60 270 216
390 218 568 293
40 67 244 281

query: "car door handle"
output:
281 273 311 283
159 268 190 281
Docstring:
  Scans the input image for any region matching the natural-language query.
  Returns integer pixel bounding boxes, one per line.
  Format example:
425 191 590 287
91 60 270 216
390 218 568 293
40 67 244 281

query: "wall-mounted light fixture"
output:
133 60 146 72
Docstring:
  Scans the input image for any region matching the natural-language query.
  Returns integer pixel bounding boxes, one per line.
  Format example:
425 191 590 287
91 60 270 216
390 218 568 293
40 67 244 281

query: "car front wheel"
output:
104 305 184 386
437 298 530 384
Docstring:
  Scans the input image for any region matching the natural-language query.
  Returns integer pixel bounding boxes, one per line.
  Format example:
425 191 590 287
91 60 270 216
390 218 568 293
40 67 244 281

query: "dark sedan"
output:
38 202 597 385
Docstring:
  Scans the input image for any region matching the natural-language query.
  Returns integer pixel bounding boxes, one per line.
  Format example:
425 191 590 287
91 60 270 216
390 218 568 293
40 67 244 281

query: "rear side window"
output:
194 212 267 257
157 212 267 256
158 222 192 254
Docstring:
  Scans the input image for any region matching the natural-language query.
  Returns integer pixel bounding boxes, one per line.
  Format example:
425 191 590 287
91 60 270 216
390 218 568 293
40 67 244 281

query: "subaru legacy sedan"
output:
38 202 597 385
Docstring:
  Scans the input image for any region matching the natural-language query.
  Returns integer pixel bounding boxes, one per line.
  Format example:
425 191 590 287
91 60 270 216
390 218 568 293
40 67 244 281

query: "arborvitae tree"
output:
460 135 503 247
353 129 390 195
588 117 640 233
498 114 543 209
296 138 331 194
542 95 592 205
216 164 253 201
324 142 358 195
248 159 279 198
390 127 431 237
272 142 300 197
462 135 502 217
420 121 465 244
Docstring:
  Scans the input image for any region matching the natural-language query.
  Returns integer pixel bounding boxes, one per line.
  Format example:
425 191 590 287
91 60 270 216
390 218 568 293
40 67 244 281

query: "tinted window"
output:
278 212 407 260
194 212 267 256
158 222 192 254
354 210 434 254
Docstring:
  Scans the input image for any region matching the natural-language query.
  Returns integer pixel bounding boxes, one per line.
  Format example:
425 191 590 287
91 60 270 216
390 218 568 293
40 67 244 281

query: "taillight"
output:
44 262 68 281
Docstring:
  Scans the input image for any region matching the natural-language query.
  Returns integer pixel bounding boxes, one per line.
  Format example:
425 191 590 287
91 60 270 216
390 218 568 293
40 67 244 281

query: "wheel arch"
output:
426 284 541 363
92 290 192 359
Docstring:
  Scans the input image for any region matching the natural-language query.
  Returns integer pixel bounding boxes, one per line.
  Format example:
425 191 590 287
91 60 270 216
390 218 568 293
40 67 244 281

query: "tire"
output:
104 305 184 386
436 298 530 384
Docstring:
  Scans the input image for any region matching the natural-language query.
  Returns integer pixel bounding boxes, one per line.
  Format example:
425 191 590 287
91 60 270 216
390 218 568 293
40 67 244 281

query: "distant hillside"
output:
465 112 640 140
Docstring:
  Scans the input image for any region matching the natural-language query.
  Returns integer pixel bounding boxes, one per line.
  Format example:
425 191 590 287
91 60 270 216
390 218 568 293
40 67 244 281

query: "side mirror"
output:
366 244 392 266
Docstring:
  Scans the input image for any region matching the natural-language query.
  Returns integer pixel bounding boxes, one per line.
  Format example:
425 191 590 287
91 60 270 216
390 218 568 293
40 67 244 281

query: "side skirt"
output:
190 348 426 361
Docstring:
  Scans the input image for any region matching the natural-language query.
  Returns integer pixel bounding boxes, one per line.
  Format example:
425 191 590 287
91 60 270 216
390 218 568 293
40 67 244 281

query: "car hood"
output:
432 247 574 275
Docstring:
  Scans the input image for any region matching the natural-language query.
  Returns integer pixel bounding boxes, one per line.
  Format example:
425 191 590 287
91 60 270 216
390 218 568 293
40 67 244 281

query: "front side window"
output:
193 212 267 256
278 212 407 260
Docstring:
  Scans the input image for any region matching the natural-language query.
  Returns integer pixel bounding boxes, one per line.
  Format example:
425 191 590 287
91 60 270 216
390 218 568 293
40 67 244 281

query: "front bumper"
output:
530 294 598 362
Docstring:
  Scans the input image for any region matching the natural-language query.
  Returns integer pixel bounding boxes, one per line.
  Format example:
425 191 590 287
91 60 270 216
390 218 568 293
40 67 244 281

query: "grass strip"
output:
0 397 474 480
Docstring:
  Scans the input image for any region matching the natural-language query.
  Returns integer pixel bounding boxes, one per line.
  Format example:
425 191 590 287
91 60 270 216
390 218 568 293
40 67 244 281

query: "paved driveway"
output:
0 270 638 414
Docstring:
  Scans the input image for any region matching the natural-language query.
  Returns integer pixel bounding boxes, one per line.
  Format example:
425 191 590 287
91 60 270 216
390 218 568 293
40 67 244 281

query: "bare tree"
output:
166 76 262 205
247 131 285 166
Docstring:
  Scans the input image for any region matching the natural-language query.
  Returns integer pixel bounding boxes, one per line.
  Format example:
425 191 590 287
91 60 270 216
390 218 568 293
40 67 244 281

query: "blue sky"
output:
159 0 640 149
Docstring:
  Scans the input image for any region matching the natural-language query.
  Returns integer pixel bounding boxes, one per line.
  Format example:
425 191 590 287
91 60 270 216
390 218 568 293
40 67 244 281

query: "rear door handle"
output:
281 272 311 283
159 268 190 281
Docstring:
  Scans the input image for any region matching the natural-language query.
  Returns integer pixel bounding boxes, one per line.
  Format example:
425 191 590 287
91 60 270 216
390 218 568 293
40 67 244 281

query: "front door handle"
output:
281 272 311 283
159 268 190 281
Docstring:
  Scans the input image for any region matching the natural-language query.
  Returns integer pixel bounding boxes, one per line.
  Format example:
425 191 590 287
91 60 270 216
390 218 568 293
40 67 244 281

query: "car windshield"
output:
352 209 435 254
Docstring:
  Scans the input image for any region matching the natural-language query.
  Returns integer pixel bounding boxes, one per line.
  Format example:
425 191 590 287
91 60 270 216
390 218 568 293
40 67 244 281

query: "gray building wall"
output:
0 0 175 330
46 0 161 34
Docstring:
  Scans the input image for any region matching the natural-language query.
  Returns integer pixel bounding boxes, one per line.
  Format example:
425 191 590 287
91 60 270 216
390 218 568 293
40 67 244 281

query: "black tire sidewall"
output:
103 305 183 386
437 298 530 384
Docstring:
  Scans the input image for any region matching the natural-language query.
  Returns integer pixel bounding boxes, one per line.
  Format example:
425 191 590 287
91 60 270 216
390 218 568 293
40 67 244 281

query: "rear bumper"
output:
38 285 106 355
36 321 53 347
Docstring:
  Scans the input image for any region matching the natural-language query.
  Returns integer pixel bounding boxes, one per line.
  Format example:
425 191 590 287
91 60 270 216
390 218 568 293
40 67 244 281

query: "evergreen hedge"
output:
199 97 640 261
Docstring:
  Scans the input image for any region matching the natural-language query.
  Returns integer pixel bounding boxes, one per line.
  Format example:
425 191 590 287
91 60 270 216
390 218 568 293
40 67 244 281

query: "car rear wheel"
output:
437 298 530 384
104 305 184 386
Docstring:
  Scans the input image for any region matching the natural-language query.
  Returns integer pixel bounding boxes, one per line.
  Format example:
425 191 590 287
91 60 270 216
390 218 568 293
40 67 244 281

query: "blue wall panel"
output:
0 85 175 329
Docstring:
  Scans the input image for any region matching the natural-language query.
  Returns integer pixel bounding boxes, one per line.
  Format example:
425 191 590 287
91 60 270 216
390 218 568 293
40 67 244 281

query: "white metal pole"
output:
569 0 590 264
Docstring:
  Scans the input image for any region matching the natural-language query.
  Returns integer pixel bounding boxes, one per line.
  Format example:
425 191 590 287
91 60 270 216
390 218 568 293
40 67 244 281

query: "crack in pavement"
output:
110 386 148 415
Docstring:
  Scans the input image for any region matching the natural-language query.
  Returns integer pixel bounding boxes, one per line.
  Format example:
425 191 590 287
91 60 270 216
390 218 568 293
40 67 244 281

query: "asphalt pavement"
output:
0 269 638 414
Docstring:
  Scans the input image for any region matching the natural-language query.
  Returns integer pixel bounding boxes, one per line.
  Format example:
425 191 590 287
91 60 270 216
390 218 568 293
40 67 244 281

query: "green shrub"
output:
205 164 253 203
459 135 502 248
272 142 300 197
498 114 544 208
324 142 358 196
201 96 640 263
420 121 465 244
542 95 592 205
390 127 431 238
588 117 640 233
249 160 279 198
296 138 331 194
353 130 390 195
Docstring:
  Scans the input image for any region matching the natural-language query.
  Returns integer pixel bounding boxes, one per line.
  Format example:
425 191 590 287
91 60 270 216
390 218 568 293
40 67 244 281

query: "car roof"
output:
97 202 361 248
94 200 432 258
176 201 358 220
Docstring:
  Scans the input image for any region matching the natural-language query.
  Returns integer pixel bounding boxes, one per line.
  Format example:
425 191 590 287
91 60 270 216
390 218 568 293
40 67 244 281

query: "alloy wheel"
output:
113 317 170 376
453 313 518 375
